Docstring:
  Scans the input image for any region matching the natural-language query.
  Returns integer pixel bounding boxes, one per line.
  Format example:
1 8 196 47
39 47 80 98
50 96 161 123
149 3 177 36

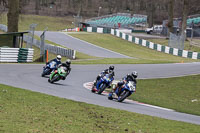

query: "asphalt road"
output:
1 63 200 125
35 31 131 58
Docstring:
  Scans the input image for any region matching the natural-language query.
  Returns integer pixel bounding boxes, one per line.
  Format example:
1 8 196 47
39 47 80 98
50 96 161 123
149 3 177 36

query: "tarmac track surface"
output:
35 31 131 58
0 63 200 125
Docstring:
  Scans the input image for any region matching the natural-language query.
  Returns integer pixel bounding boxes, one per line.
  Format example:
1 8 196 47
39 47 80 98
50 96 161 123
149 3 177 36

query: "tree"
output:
181 0 189 37
168 0 174 33
7 0 19 32
147 0 156 28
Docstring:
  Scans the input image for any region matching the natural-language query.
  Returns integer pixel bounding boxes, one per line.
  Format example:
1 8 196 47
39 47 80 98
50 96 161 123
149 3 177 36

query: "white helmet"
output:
131 71 138 78
57 55 62 61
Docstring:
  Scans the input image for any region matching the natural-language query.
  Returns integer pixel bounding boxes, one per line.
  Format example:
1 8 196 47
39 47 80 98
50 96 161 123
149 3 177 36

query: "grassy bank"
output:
0 13 74 31
69 33 199 64
0 84 200 133
129 74 200 116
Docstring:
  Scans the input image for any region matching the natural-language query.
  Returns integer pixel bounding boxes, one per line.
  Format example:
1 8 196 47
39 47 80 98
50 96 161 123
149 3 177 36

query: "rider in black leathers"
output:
56 59 71 80
94 66 115 86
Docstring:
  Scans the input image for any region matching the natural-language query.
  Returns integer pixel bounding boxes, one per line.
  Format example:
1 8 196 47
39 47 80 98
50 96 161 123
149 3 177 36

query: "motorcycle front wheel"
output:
97 83 107 94
41 68 50 77
49 74 59 83
117 90 130 102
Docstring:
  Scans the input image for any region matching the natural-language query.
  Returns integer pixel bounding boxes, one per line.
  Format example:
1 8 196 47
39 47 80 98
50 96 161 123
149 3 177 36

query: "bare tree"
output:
7 0 19 32
181 0 189 37
168 0 174 33
147 0 156 28
35 0 40 15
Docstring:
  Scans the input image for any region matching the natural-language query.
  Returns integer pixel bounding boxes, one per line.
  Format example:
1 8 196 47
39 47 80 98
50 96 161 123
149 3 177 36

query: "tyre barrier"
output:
0 48 34 63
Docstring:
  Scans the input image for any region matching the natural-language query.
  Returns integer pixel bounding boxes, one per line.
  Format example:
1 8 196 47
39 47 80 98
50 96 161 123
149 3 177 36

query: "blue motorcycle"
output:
108 81 136 102
91 73 114 94
41 61 57 77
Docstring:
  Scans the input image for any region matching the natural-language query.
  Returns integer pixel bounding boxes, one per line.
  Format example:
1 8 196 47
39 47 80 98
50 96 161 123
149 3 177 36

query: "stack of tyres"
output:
17 48 34 63
18 48 29 63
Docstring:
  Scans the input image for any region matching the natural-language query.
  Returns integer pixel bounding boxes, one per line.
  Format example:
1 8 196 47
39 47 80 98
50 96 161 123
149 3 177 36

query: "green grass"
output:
129 74 200 116
0 84 200 133
147 38 200 52
0 13 74 31
69 33 199 64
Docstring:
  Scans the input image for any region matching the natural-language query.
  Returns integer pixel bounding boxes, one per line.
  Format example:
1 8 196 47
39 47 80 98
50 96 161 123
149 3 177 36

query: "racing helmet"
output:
131 71 138 78
109 66 114 71
57 55 62 61
66 59 71 65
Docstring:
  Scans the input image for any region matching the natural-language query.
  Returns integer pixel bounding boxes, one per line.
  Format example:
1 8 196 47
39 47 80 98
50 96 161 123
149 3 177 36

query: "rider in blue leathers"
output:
46 55 62 67
94 66 115 86
109 71 138 96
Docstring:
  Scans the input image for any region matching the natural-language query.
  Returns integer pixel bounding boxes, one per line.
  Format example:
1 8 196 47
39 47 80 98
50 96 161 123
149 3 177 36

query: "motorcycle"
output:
108 81 136 102
48 66 68 83
91 73 114 94
41 61 57 77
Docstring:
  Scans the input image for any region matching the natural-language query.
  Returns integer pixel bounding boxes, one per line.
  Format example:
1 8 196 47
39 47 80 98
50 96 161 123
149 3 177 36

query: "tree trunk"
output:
168 0 174 33
181 0 189 37
7 0 19 32
147 0 155 28
35 0 40 15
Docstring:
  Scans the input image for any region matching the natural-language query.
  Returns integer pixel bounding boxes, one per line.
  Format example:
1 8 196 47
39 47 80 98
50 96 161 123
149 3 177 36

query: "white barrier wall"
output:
97 28 103 33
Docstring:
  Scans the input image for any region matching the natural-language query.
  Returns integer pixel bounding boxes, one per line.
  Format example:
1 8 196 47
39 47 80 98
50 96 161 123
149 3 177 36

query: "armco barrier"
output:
0 48 34 63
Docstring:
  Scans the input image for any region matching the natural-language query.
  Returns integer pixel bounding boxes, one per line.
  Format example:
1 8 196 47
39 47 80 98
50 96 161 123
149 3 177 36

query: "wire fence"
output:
168 33 185 50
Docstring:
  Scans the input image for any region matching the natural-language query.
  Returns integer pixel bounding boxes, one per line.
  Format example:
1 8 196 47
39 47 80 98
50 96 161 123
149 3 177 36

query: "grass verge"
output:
129 74 200 116
0 84 200 133
69 33 199 64
0 13 74 31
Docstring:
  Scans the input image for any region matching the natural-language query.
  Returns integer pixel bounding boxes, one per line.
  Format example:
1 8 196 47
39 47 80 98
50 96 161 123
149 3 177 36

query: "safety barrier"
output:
83 27 111 34
24 35 76 59
62 27 80 32
111 29 200 59
0 48 34 62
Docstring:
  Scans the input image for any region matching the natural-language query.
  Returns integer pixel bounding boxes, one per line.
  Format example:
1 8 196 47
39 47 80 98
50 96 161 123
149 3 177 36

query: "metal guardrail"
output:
24 35 76 59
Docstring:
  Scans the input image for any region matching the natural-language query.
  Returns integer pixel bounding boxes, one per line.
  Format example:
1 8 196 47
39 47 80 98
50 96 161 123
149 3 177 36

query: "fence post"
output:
40 28 48 62
28 24 37 48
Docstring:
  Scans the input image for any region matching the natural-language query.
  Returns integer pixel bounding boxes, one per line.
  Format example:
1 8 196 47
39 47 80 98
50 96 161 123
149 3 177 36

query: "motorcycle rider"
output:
109 71 138 96
46 55 62 67
56 59 71 80
93 66 115 86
